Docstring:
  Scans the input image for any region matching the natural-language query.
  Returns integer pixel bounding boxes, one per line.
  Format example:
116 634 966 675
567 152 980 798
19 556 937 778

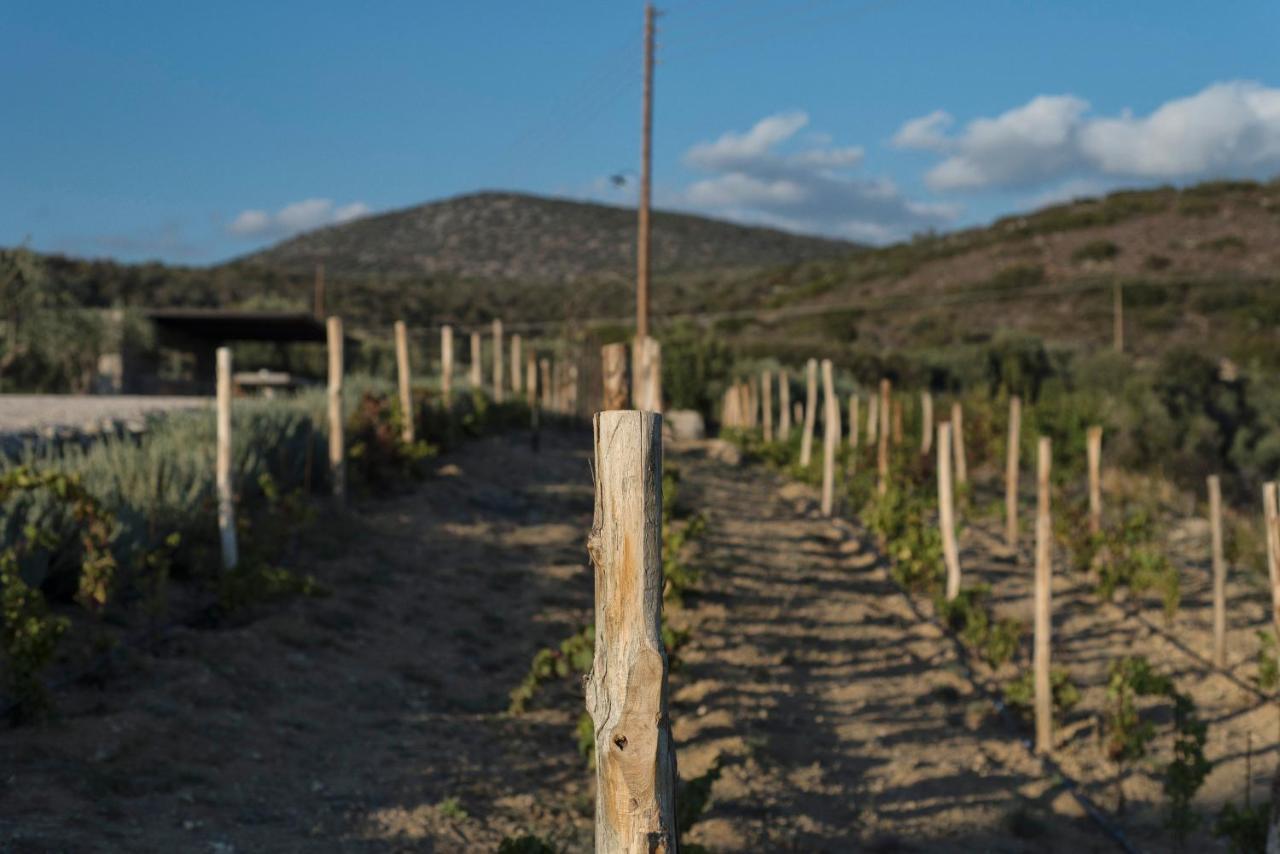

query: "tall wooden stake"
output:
877 378 891 495
526 352 538 408
820 359 838 516
635 3 656 343
632 336 662 412
327 316 346 505
441 324 454 406
800 358 818 467
778 371 791 441
761 370 773 442
511 333 523 394
470 331 482 389
215 347 238 570
1087 425 1103 534
1265 483 1280 639
1006 396 1022 550
848 394 860 451
1209 475 1227 668
602 343 629 410
394 321 415 443
492 319 505 403
866 390 878 445
920 391 933 455
585 410 677 852
938 422 960 600
951 401 968 486
1034 436 1053 754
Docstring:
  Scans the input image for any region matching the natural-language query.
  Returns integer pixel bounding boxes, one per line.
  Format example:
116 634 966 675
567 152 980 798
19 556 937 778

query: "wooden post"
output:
891 398 904 446
540 358 552 411
511 333 523 394
526 352 537 408
1209 475 1227 668
800 358 818 467
327 316 345 504
470 331 482 389
938 422 960 600
394 321 415 444
1034 436 1053 754
920 391 933 455
492 319 505 403
1005 396 1022 550
951 401 968 486
567 363 580 417
778 371 791 441
441 324 454 406
877 378 891 495
746 375 758 429
1113 281 1124 354
866 390 878 445
632 336 662 412
602 343 629 410
1087 425 1103 535
820 359 838 516
848 394 860 450
761 371 773 442
215 347 238 570
1265 483 1280 639
585 410 677 852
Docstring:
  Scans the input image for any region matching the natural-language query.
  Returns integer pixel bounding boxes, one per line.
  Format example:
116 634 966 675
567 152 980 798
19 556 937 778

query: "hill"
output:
234 191 858 283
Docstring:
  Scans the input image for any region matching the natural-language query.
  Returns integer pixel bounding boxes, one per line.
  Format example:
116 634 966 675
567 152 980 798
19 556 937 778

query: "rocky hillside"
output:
234 191 858 283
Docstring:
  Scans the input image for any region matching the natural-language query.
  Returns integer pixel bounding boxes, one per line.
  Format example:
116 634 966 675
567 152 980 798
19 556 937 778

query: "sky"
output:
3 0 1278 265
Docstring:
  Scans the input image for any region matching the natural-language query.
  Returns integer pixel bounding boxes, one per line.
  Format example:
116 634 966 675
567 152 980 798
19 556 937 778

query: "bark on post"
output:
938 423 960 600
761 371 773 443
511 333 523 394
632 336 663 413
820 359 838 516
920 392 933 455
877 378 891 495
394 321 415 444
1087 425 1103 535
1265 482 1280 639
777 371 791 441
492 319 505 403
1005 396 1022 551
1034 436 1053 755
602 343 629 410
327 316 346 505
215 347 238 570
441 325 454 406
799 358 818 467
585 411 678 853
951 401 968 486
470 331 482 389
1209 475 1227 668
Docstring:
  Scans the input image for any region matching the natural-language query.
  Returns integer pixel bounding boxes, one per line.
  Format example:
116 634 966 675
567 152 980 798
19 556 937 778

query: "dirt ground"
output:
0 427 1273 852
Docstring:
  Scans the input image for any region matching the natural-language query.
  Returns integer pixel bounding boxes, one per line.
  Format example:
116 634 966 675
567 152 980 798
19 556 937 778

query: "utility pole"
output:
636 2 656 340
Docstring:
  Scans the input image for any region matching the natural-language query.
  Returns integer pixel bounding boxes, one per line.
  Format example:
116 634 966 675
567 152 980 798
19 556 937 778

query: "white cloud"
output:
895 81 1280 192
227 197 372 239
679 111 954 243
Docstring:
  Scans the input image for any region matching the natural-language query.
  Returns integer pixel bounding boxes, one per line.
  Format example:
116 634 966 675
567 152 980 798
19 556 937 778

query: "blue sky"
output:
3 0 1278 264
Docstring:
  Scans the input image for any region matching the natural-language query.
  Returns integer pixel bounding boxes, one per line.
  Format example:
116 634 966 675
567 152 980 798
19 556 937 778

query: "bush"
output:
1071 240 1120 263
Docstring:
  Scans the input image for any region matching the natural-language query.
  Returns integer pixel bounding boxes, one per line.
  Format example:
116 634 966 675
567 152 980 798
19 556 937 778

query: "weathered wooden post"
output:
394 320 415 444
1208 475 1227 668
1265 483 1280 639
761 371 774 442
1087 425 1103 535
215 347 238 570
492 319 505 403
511 333 523 394
951 401 968 486
585 410 678 852
470 331 482 389
820 359 838 516
1034 436 1053 754
778 371 791 441
920 391 933 455
746 375 758 430
327 316 346 505
866 390 878 445
877 378 891 495
891 398 904 446
526 352 538 408
848 394 859 451
602 343 629 410
540 358 552 412
632 336 663 412
1005 396 1022 550
938 422 960 600
800 358 818 467
441 324 454 406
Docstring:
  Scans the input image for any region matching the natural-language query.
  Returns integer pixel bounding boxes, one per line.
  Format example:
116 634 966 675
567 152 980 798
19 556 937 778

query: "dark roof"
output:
145 309 327 343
